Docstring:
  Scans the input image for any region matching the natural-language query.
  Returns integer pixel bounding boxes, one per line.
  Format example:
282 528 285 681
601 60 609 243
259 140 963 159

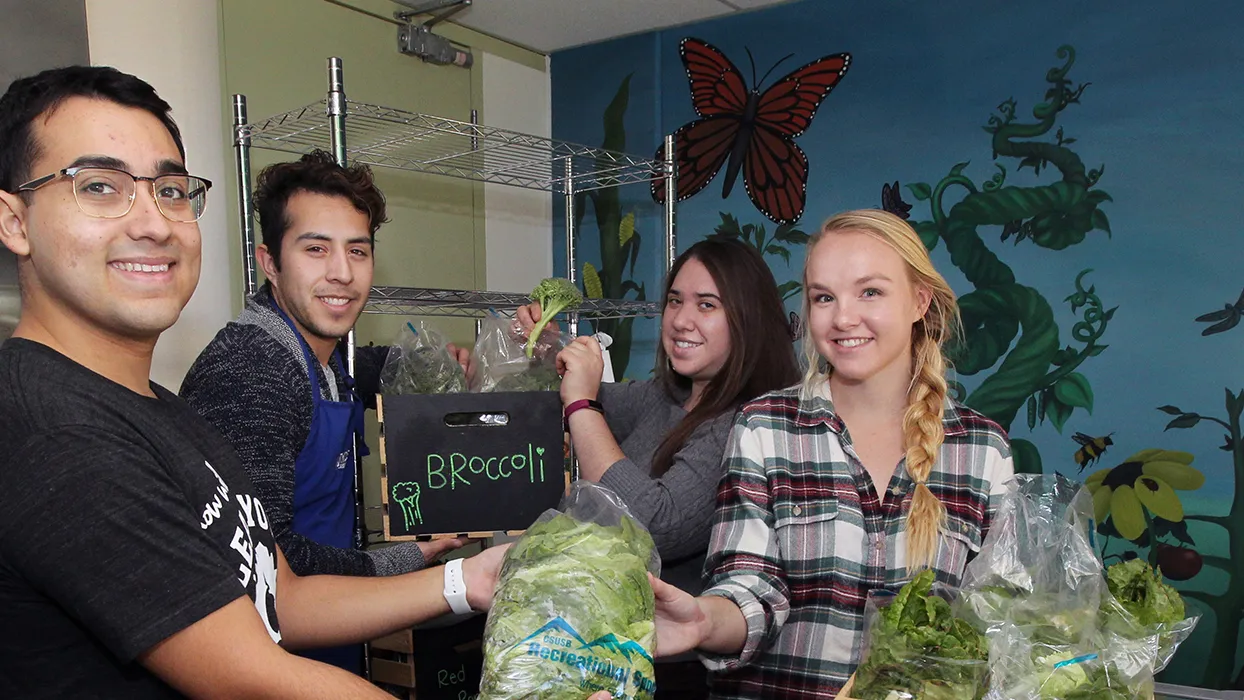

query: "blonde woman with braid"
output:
647 209 1014 698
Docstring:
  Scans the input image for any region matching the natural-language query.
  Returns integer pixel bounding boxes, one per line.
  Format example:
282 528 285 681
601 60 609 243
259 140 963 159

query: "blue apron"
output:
273 301 370 672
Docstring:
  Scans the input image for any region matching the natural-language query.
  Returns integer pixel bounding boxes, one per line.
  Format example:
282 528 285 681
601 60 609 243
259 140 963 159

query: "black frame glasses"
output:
16 166 213 223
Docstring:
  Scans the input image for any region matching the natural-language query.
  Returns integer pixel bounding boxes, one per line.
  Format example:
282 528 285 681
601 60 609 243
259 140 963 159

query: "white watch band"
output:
442 558 471 615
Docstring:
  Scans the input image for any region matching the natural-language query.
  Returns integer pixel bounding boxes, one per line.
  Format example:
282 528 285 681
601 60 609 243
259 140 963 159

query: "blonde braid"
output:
903 330 949 570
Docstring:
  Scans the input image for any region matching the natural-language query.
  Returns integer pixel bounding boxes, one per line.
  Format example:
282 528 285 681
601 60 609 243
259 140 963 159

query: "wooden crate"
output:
370 656 416 688
368 615 486 698
372 627 415 655
838 673 857 699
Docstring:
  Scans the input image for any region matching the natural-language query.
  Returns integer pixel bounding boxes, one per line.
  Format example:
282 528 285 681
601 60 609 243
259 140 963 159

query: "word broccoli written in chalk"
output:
426 443 550 490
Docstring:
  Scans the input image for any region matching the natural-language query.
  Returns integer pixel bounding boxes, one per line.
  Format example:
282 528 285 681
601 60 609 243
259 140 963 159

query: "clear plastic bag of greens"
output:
851 570 990 700
378 320 468 395
478 481 660 700
962 475 1197 700
1098 558 1199 674
960 473 1104 622
472 311 569 393
982 620 1157 700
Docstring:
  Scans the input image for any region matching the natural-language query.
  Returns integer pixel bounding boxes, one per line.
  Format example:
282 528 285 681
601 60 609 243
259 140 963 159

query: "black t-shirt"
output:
0 339 282 698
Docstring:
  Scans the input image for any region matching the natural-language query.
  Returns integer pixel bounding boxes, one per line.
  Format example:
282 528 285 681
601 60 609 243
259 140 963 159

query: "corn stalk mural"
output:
576 75 646 379
897 45 1115 475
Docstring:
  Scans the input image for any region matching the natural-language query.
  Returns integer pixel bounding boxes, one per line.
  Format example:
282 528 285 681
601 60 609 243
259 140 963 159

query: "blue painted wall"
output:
552 1 1244 688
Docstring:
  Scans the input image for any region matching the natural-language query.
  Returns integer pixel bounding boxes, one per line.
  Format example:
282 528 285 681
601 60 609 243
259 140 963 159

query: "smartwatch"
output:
442 558 472 615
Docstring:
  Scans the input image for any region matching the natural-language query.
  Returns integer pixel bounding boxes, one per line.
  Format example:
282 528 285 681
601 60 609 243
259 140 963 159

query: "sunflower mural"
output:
1086 449 1206 581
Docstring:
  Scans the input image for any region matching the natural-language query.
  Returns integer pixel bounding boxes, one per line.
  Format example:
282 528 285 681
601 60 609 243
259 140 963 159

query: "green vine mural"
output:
713 213 809 303
900 45 1115 474
577 75 646 378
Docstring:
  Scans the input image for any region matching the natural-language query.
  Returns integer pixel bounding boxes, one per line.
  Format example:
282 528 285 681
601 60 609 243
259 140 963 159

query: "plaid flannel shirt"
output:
700 383 1013 699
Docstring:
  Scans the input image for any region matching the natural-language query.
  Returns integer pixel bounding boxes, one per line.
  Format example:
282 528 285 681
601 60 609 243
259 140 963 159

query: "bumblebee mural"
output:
1073 432 1114 471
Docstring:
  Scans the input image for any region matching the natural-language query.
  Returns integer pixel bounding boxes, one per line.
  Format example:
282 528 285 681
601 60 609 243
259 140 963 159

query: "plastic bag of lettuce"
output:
472 311 568 393
378 320 468 395
960 474 1198 700
479 481 659 700
851 569 990 700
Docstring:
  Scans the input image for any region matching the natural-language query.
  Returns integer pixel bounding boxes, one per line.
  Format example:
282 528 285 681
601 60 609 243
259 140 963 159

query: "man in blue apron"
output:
182 151 468 672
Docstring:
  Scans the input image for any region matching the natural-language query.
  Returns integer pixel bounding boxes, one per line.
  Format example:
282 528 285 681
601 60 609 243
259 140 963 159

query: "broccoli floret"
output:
526 277 583 358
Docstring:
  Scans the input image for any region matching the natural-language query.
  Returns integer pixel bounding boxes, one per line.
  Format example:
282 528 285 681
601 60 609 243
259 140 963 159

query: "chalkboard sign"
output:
412 614 486 700
370 613 486 698
379 392 566 538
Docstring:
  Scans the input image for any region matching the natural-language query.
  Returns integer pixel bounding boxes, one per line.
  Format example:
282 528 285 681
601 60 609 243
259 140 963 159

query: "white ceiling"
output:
441 0 798 53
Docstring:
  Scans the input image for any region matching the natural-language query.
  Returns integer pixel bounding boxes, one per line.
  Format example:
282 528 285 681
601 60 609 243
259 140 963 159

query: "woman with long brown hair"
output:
647 210 1015 698
518 235 800 697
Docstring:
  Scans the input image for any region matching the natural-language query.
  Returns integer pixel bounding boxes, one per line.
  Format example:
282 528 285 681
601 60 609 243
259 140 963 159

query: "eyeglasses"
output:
16 166 212 223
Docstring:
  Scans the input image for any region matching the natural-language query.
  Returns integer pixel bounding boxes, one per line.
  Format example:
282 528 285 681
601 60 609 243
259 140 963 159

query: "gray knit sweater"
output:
180 285 425 577
596 379 737 596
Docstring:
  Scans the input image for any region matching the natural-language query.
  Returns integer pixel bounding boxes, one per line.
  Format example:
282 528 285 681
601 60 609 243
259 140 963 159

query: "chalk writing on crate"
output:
391 442 549 522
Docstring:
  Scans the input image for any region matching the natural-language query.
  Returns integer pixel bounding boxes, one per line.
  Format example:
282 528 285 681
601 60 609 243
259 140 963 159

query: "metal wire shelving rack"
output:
229 57 678 557
240 99 661 193
364 287 658 319
232 57 676 321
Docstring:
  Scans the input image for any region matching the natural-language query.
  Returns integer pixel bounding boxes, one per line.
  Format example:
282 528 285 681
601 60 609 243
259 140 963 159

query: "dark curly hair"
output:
0 66 183 196
253 150 388 268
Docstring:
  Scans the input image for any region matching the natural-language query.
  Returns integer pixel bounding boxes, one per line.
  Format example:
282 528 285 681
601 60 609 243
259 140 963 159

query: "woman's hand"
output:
650 573 710 658
556 335 603 404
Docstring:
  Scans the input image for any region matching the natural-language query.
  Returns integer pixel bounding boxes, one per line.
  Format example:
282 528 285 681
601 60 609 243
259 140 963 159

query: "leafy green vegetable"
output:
963 560 1190 699
1104 559 1184 627
527 278 583 358
956 477 1195 698
479 511 657 699
962 584 1098 650
1100 558 1193 677
489 364 562 392
378 322 468 395
852 570 988 700
1002 650 1140 700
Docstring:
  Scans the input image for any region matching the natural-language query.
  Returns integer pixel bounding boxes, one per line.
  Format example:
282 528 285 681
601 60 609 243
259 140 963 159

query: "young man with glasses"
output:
180 151 470 673
0 66 512 699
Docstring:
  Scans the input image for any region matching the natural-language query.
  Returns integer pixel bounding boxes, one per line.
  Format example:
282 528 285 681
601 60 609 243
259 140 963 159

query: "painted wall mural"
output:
650 38 851 225
551 0 1244 689
895 45 1114 476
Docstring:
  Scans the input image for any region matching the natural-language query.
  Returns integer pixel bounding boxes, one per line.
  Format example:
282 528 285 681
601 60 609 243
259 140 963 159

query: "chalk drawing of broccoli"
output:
392 481 423 530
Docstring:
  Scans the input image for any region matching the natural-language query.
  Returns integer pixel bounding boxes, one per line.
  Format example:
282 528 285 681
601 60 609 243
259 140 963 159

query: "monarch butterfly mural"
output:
651 37 851 225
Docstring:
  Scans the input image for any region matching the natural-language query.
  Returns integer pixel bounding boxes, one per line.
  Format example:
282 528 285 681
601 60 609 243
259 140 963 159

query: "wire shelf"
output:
365 286 660 320
239 99 663 193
